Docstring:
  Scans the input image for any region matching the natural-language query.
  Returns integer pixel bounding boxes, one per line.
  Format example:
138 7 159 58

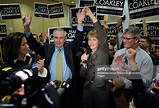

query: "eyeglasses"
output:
121 37 136 40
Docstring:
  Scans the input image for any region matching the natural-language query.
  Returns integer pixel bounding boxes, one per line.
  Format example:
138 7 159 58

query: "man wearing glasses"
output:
111 26 153 103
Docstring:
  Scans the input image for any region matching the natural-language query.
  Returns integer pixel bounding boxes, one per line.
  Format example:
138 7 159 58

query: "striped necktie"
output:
56 49 63 82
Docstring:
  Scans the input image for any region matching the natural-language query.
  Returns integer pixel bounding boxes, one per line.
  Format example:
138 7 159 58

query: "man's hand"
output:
14 84 25 95
108 78 125 93
151 82 159 90
77 9 86 23
22 13 32 27
126 48 136 62
126 48 137 71
115 55 125 68
129 99 135 108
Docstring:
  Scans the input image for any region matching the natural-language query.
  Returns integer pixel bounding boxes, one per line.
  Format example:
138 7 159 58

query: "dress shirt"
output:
111 46 153 89
49 46 72 81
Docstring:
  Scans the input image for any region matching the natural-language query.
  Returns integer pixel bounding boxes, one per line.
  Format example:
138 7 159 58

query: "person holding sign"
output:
22 9 86 108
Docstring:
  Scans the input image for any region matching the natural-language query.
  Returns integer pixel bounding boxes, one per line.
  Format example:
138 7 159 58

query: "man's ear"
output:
136 38 139 43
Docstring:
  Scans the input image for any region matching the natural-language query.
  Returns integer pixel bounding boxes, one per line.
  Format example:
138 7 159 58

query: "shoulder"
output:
137 48 152 60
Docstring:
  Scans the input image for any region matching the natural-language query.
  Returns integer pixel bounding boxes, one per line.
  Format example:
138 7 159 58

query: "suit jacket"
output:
80 21 109 87
26 29 84 87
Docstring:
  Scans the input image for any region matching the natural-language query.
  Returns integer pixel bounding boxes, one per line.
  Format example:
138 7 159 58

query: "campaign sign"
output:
94 0 123 16
80 0 94 7
135 21 159 45
129 0 159 19
107 22 117 34
135 21 159 37
34 2 49 18
0 3 21 20
72 26 94 45
70 6 96 27
0 23 7 37
48 2 64 19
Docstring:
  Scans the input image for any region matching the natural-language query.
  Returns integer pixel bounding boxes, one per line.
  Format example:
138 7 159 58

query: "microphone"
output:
44 82 61 108
49 80 60 89
81 46 92 64
57 78 71 97
57 87 65 97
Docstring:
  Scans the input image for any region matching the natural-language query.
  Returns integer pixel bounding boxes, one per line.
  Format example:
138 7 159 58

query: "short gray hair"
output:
53 28 67 38
123 26 140 38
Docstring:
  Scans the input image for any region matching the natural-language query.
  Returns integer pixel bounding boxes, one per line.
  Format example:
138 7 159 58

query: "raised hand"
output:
115 55 125 68
83 6 97 23
126 48 136 62
22 13 32 26
77 9 86 23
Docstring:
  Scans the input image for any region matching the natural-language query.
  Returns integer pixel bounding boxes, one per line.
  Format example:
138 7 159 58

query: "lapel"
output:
47 45 55 66
87 50 98 70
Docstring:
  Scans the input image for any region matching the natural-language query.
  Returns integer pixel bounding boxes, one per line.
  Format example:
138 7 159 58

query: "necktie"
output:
56 49 63 82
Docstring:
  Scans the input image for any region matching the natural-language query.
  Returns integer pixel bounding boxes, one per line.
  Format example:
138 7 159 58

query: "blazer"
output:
26 29 84 86
80 21 109 87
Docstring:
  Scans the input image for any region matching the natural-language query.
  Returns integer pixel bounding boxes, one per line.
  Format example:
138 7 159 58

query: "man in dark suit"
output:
22 9 86 108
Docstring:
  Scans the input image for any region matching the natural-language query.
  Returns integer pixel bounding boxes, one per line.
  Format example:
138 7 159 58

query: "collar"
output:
55 46 64 52
13 53 31 63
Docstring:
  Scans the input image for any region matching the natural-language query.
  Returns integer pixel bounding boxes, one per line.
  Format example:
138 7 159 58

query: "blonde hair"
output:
87 29 99 39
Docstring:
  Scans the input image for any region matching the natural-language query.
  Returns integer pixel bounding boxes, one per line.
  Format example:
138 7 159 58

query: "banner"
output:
107 22 117 35
48 26 93 44
0 3 21 20
128 0 159 19
48 2 64 19
80 0 94 7
34 2 49 18
135 21 159 45
94 0 123 16
0 23 7 37
72 26 94 45
70 6 96 27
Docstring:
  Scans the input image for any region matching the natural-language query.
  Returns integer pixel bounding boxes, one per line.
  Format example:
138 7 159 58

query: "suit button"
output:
91 81 93 83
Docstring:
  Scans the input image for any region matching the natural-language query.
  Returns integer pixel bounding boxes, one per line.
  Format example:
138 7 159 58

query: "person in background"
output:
111 26 153 103
109 34 118 51
2 32 48 107
139 36 158 78
129 73 159 108
80 6 116 108
109 44 115 65
22 9 86 108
